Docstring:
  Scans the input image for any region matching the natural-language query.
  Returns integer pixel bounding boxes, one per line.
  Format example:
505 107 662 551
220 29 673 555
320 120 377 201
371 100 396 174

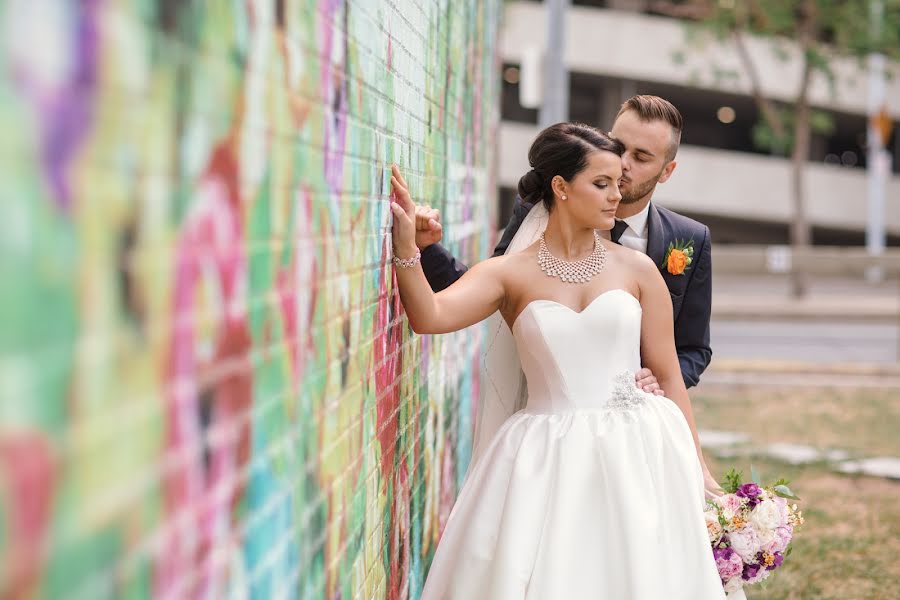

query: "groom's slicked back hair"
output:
616 95 683 161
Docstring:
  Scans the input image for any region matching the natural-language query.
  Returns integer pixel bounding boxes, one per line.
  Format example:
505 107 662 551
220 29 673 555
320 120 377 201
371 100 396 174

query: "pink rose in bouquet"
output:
713 546 743 580
764 526 793 554
716 493 744 521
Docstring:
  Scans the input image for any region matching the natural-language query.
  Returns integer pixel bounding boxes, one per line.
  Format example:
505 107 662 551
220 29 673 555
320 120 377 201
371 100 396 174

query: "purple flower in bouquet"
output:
742 563 761 580
741 562 770 584
713 547 743 581
736 483 762 507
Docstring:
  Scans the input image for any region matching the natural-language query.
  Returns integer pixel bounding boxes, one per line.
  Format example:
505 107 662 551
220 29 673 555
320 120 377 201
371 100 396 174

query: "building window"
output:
497 186 520 230
501 63 538 124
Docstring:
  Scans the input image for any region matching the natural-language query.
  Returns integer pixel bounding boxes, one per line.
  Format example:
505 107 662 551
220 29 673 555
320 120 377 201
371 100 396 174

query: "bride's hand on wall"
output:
390 164 418 259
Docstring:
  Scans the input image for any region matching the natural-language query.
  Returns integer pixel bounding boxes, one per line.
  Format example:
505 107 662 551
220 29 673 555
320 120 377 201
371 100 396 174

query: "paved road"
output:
710 318 900 364
713 274 900 299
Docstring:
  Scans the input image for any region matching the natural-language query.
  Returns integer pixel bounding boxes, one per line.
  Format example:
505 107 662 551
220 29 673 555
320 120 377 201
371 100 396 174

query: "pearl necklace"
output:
537 231 607 284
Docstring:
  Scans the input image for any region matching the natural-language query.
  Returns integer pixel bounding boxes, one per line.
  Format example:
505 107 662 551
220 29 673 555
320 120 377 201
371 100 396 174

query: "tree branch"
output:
744 0 772 31
647 0 715 21
730 28 786 142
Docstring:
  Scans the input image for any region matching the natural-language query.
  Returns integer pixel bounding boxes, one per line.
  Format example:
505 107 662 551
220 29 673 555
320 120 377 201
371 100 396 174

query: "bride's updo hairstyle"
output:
517 123 624 211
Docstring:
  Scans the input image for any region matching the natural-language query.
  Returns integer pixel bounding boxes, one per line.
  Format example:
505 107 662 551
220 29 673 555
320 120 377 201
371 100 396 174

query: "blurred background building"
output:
492 0 900 372
495 0 900 247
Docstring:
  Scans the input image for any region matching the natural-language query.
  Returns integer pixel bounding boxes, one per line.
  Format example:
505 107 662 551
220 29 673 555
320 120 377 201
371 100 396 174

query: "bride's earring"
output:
561 194 567 201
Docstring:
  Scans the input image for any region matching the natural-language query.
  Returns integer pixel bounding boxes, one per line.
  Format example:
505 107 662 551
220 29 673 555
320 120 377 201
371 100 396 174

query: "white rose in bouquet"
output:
728 526 761 563
724 576 744 594
751 499 783 531
773 495 790 523
754 524 775 546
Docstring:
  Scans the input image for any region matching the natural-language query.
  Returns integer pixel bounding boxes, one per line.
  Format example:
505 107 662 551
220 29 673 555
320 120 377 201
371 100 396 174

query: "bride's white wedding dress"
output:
421 289 727 599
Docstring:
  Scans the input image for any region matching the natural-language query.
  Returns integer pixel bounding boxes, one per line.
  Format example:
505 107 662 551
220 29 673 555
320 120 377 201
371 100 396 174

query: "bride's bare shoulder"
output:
468 244 539 288
609 244 663 288
468 246 534 276
608 243 655 269
492 240 540 267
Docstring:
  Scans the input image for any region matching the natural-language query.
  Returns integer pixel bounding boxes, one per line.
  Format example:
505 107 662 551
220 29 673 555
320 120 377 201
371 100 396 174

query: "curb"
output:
705 359 900 377
712 301 900 322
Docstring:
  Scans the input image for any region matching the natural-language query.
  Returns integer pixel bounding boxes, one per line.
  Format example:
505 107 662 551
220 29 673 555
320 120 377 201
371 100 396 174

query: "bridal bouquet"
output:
705 468 804 594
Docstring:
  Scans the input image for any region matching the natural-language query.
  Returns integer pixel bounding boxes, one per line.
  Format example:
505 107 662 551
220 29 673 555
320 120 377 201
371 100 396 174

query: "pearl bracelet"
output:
393 248 421 269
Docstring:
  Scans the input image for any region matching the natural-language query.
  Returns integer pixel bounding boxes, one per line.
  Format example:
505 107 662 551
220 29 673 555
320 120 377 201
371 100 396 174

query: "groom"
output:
416 95 713 390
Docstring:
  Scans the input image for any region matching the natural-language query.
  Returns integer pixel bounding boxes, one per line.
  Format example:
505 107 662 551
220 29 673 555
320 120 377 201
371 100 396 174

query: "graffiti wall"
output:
0 0 500 597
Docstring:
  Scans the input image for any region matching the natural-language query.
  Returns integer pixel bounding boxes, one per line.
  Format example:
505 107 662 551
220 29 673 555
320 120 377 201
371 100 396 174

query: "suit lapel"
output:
646 202 667 272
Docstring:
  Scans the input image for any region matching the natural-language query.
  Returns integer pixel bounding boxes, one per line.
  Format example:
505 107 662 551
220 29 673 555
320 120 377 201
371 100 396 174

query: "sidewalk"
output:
699 362 900 388
711 274 900 321
713 293 899 321
705 358 900 378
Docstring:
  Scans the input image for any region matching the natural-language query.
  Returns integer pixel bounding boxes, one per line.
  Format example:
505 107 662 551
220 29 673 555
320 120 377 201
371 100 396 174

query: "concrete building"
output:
497 1 900 245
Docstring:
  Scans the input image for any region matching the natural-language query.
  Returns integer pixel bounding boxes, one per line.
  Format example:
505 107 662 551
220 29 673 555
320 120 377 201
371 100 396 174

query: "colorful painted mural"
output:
0 1 500 598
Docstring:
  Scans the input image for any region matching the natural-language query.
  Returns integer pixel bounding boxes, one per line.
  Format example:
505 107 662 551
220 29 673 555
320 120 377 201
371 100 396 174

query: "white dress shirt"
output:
614 202 651 254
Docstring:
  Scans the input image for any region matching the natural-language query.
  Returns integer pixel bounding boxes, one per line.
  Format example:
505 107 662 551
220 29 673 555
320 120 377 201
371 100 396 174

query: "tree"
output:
652 0 900 296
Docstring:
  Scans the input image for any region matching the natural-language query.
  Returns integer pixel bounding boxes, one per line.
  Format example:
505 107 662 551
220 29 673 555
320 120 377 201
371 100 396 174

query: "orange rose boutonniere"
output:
662 239 694 276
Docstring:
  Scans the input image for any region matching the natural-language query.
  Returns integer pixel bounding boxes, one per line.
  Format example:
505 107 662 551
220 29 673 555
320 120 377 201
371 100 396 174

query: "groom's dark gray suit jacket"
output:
420 197 713 389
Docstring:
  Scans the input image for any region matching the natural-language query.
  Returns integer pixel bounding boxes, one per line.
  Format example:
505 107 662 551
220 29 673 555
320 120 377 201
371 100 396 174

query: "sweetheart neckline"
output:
510 288 641 331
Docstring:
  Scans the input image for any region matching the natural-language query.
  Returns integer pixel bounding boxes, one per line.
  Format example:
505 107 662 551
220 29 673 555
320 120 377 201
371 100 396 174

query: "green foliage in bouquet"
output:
722 468 743 494
722 465 801 500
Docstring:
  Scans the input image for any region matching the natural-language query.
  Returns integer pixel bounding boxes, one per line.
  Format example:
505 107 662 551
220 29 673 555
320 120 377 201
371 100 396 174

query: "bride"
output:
389 123 727 599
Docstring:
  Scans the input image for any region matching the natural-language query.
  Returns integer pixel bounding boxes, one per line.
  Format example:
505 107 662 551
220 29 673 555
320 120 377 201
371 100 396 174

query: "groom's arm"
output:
420 196 534 292
674 225 713 388
420 244 471 293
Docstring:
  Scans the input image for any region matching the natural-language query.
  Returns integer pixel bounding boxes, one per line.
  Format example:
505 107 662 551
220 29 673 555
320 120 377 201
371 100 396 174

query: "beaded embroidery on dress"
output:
421 289 726 600
608 370 649 411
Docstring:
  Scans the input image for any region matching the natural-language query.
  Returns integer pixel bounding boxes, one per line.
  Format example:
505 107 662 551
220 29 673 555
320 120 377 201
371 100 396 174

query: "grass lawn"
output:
693 385 900 458
693 384 900 600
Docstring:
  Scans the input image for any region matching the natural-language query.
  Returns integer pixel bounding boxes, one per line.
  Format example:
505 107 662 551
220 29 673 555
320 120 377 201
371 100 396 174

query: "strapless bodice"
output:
511 289 643 413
